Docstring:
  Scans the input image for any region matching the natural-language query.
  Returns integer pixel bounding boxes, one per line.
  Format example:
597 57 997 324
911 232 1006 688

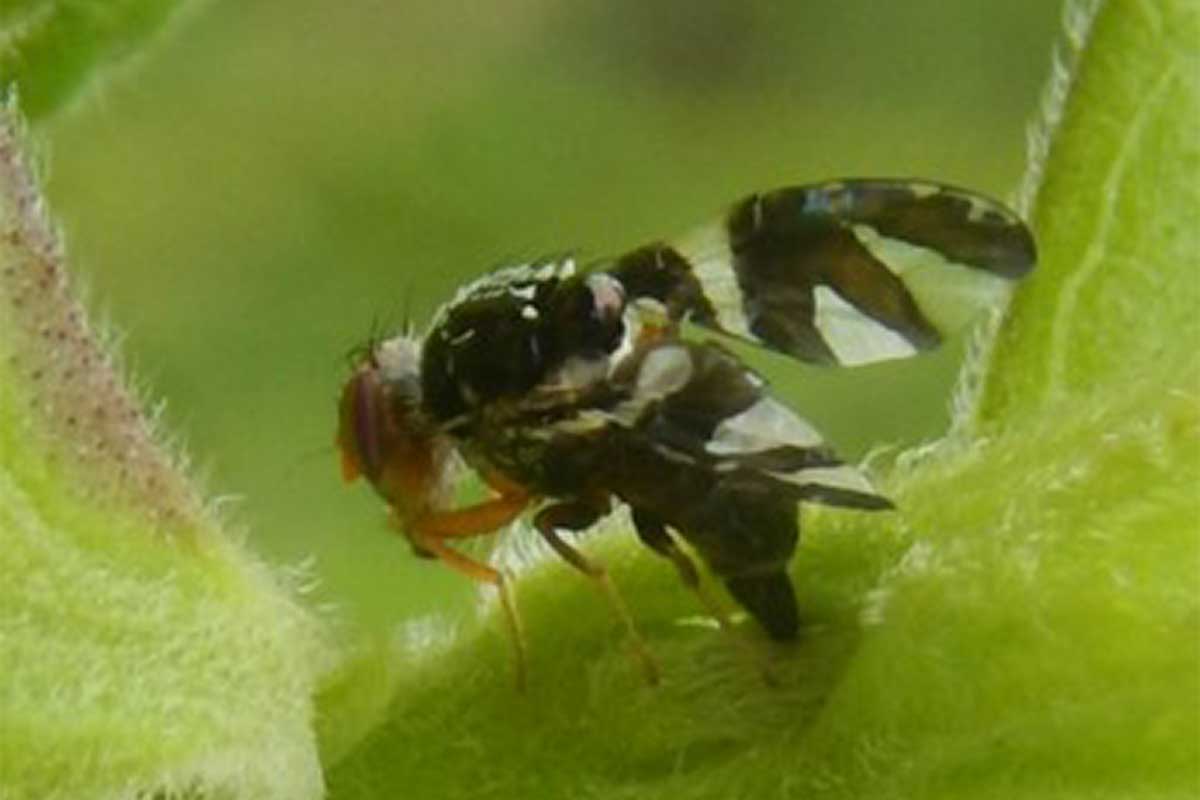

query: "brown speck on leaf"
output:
0 103 205 532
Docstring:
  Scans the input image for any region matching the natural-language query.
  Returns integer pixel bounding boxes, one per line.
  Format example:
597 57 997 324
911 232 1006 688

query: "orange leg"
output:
413 533 528 691
409 488 531 539
478 467 528 496
390 479 532 687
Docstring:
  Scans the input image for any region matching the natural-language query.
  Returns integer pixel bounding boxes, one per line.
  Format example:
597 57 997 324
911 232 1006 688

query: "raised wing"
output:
606 179 1035 366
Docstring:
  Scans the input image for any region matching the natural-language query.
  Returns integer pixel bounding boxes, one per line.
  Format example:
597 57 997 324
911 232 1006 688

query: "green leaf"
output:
0 0 194 123
321 1 1200 797
0 101 331 799
979 0 1200 420
3 0 1196 797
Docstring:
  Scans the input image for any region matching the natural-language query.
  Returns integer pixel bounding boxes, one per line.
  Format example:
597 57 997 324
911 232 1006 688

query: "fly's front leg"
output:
401 485 533 691
408 534 528 692
407 485 530 540
534 495 660 686
631 508 779 687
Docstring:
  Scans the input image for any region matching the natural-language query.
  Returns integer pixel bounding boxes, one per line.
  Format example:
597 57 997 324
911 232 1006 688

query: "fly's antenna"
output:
340 316 385 370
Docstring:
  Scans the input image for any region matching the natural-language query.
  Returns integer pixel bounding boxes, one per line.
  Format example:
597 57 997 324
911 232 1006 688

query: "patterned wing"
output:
606 179 1035 366
605 338 892 512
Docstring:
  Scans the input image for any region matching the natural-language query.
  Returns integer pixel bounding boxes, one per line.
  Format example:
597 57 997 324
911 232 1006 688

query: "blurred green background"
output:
41 1 1061 633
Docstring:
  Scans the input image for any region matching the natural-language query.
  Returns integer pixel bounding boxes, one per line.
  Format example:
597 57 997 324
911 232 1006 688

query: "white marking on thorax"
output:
533 258 576 282
448 328 476 346
429 258 575 330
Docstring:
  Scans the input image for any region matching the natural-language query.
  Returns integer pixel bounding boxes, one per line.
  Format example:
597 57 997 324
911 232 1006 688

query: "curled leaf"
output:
0 100 331 800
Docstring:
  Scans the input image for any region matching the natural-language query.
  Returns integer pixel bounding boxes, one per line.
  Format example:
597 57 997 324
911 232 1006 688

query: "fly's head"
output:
337 333 454 524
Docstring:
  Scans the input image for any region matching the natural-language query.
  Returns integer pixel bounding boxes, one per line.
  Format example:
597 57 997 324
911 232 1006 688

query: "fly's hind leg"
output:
631 508 779 686
630 508 733 629
534 495 660 686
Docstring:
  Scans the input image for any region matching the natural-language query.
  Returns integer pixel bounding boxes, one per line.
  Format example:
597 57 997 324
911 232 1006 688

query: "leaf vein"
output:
1046 63 1177 399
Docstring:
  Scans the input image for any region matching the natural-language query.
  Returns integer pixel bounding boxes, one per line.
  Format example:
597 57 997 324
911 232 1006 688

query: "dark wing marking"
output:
606 179 1035 366
607 244 721 327
521 336 893 640
607 339 893 511
590 337 893 639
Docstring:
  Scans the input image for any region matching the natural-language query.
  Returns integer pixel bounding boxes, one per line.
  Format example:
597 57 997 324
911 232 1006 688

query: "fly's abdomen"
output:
679 488 802 640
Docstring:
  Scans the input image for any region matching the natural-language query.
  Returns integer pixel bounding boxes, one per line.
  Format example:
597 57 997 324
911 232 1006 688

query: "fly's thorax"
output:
419 261 631 424
463 401 618 498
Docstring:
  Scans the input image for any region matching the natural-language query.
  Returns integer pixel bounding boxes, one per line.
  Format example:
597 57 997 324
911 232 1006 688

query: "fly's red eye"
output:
338 368 386 482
